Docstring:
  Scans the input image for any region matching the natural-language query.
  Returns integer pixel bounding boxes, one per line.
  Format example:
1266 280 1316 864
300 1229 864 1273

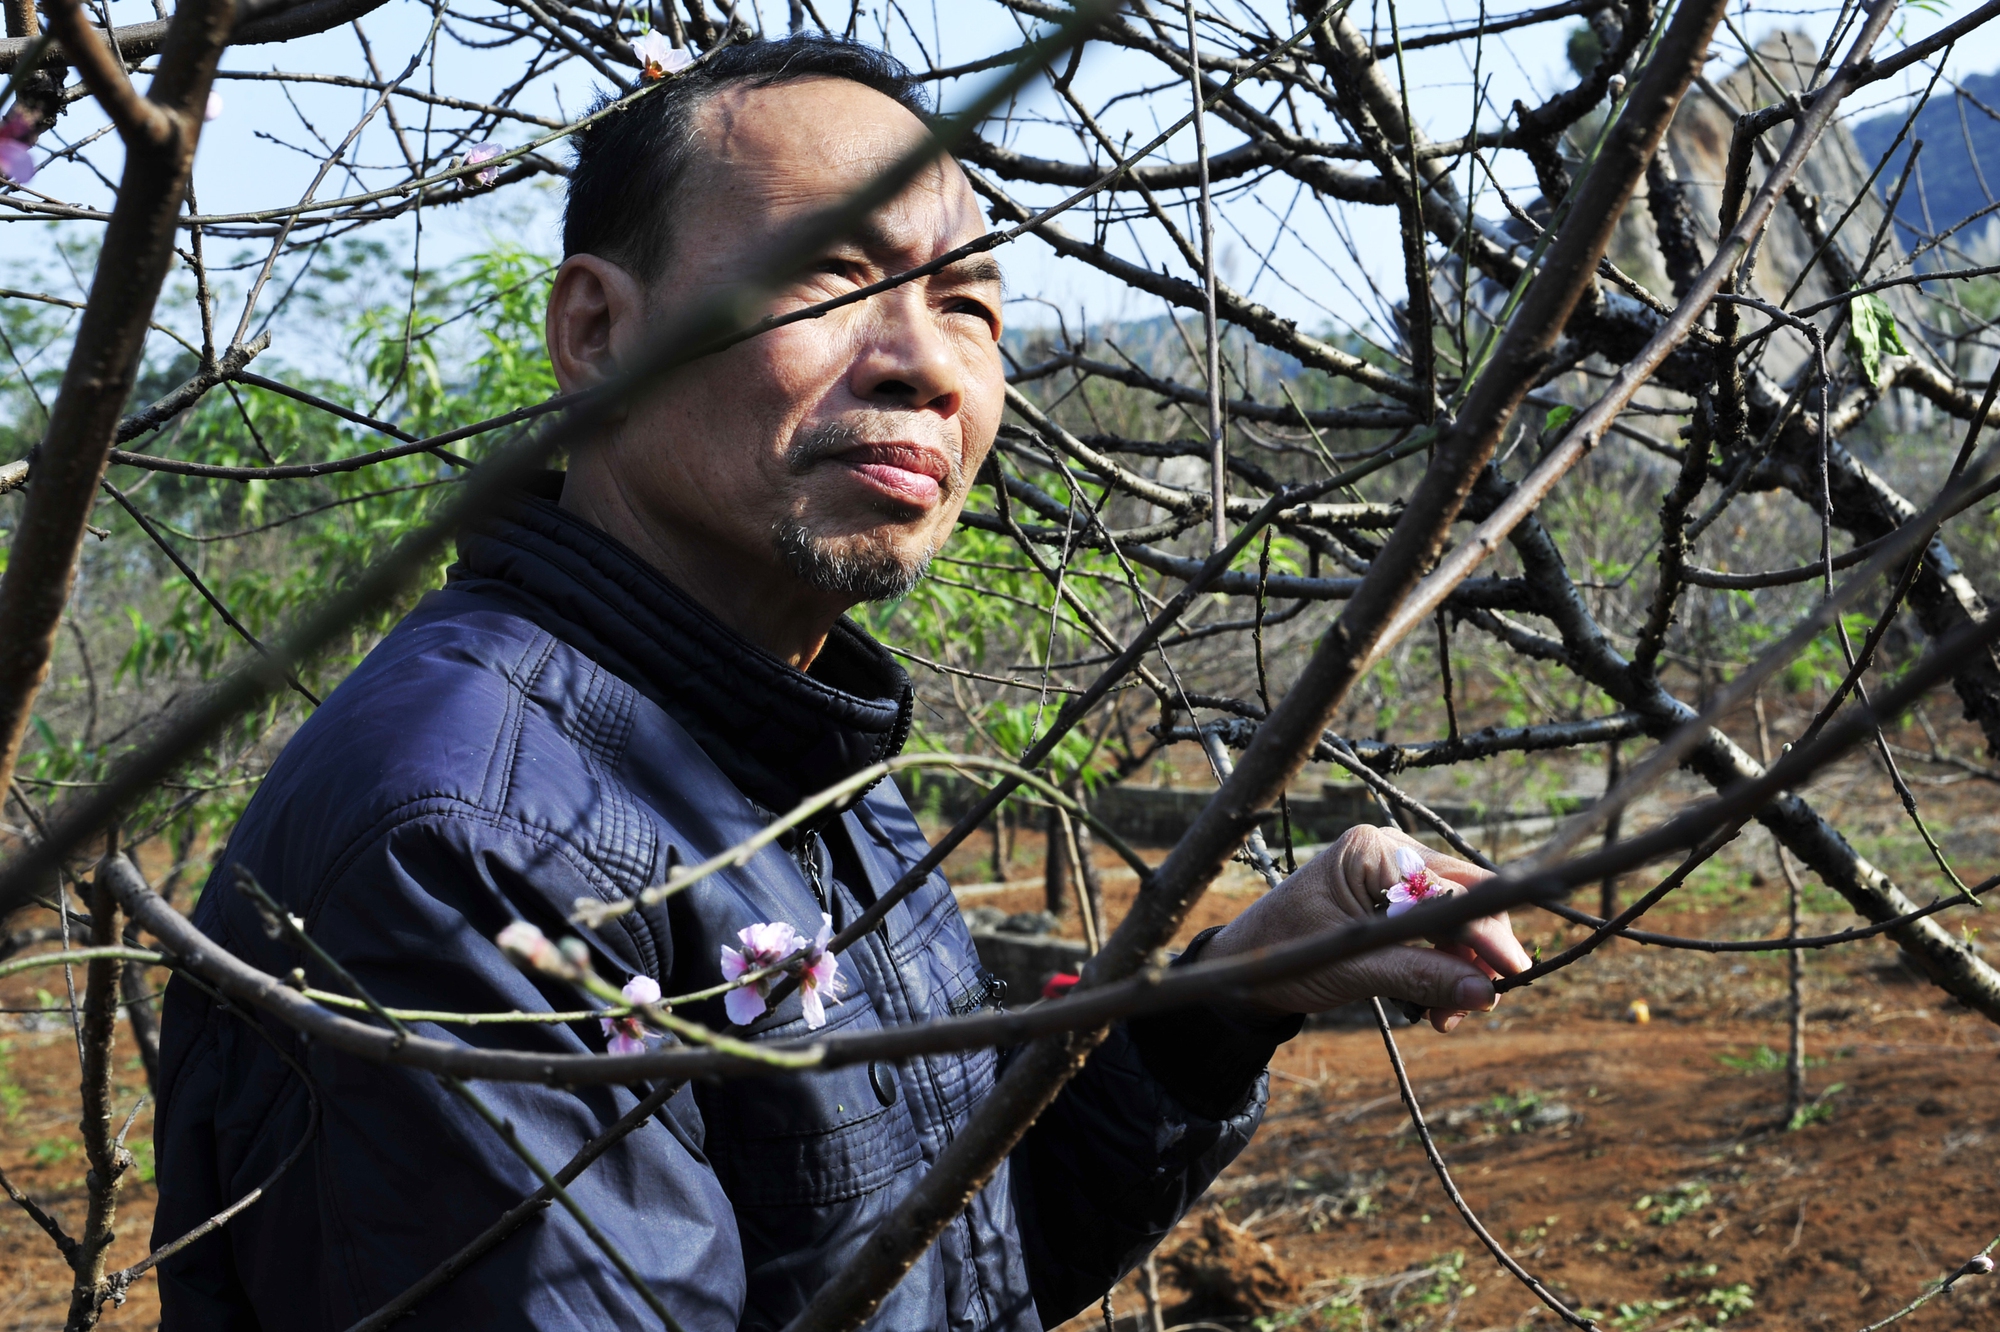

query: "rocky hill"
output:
1851 64 2000 256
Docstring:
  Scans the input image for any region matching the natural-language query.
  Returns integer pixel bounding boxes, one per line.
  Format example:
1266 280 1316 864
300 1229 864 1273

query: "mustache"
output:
785 421 965 500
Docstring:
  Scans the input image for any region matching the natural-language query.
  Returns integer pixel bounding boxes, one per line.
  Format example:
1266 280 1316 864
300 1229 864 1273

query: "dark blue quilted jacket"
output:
152 480 1294 1331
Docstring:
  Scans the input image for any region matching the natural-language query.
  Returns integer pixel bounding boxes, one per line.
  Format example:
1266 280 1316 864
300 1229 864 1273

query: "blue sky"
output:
3 0 1993 369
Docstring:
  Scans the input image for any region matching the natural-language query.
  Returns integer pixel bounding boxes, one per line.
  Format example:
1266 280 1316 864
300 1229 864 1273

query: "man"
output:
154 36 1528 1331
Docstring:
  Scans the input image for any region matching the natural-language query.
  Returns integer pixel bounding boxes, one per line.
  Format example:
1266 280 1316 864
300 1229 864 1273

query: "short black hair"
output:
563 36 931 280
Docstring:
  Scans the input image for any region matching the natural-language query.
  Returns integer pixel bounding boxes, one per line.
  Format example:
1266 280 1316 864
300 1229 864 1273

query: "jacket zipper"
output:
797 829 829 915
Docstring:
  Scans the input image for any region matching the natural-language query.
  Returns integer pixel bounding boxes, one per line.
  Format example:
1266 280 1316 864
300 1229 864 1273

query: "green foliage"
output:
1410 1250 1470 1308
1719 604 1875 695
1702 1283 1756 1322
1566 23 1604 77
1608 1298 1683 1331
9 239 561 841
0 1040 23 1120
1717 1045 1827 1075
1788 1082 1847 1130
30 1137 77 1166
116 243 558 688
1632 1180 1712 1226
1599 1284 1754 1332
1480 1089 1546 1133
129 1137 157 1184
1847 291 1908 388
1714 1045 1783 1074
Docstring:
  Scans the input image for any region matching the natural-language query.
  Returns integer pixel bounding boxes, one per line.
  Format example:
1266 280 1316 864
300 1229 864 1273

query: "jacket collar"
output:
448 473 912 817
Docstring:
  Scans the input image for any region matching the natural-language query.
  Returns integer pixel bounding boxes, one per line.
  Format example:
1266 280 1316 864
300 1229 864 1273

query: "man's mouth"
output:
826 442 954 508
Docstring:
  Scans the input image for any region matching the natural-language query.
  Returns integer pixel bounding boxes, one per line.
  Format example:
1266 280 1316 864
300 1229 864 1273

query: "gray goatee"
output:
772 421 954 602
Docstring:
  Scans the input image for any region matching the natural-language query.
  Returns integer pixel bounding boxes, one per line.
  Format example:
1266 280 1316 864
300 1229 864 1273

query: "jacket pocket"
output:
698 997 923 1209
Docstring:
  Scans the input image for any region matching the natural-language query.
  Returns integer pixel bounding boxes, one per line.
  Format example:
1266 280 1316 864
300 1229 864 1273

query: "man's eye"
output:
948 298 997 326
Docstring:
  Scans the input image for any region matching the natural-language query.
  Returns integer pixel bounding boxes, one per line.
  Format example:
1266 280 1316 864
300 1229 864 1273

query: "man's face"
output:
565 77 1004 615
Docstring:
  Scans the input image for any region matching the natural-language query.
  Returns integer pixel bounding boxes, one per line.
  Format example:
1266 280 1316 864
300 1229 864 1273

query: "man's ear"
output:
545 253 646 394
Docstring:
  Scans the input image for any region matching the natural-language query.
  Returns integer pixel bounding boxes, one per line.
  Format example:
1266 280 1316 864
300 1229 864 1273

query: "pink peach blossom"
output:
720 919 804 1025
1385 846 1449 917
465 142 503 185
0 108 37 185
718 915 845 1029
601 974 662 1054
632 30 691 81
795 913 843 1030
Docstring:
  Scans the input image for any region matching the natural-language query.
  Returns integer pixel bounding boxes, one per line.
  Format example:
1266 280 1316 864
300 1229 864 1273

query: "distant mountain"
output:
1851 67 2000 250
1004 314 1311 382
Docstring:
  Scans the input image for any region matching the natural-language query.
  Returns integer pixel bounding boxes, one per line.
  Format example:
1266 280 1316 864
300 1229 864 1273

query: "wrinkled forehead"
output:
686 77 988 261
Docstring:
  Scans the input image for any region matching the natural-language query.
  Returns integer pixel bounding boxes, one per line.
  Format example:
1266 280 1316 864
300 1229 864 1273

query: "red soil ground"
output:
6 739 1998 1331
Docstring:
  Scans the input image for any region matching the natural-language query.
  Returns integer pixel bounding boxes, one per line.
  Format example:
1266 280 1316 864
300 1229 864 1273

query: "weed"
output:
0 1040 24 1119
129 1137 156 1185
1702 1283 1756 1321
1485 1090 1540 1132
1512 1216 1561 1245
1413 1250 1470 1307
30 1137 77 1166
1608 1297 1683 1330
1632 1181 1713 1226
1716 1046 1822 1075
1788 1083 1847 1131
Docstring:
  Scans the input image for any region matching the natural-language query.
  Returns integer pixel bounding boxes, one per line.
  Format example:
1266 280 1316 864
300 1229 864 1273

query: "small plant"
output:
1789 1083 1847 1131
31 1137 78 1167
1632 1181 1712 1226
1608 1298 1683 1331
1486 1090 1540 1130
1413 1250 1471 1309
0 1040 24 1119
1702 1282 1756 1322
1717 1045 1824 1075
126 1138 156 1184
1715 1045 1782 1074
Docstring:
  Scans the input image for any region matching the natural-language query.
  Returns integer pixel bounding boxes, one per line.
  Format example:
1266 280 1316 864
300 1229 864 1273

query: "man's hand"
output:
1200 824 1532 1033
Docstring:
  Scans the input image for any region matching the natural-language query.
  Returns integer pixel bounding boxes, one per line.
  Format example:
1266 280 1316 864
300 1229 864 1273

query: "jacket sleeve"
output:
1007 928 1301 1326
154 811 745 1332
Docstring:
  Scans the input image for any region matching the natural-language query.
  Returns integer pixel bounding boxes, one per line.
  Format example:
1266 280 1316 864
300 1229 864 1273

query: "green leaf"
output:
1543 403 1576 435
1846 292 1907 388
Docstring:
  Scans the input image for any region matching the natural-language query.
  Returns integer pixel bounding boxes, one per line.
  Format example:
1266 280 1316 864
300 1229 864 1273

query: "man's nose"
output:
848 290 962 416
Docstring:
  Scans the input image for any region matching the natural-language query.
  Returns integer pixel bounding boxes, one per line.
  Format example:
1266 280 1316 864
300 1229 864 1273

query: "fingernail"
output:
1443 1012 1464 1033
1453 976 1494 1011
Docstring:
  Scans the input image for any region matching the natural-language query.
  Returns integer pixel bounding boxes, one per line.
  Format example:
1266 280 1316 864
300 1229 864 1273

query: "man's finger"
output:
1349 944 1496 1019
1463 911 1533 976
1379 826 1491 889
1434 938 1501 982
1423 904 1532 978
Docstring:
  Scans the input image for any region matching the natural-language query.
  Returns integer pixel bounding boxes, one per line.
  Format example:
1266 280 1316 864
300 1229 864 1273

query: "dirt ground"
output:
1061 936 2000 1332
4 708 1998 1330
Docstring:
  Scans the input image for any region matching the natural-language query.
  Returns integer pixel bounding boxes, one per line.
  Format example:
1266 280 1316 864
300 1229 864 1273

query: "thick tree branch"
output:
43 0 174 146
0 0 236 807
0 0 392 71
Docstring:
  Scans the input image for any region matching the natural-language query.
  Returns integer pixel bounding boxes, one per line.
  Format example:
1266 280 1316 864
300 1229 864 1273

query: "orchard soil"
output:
4 719 1998 1329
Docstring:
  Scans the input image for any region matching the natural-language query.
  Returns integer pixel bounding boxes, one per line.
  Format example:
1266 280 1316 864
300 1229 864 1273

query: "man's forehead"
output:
694 77 928 176
689 79 989 259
